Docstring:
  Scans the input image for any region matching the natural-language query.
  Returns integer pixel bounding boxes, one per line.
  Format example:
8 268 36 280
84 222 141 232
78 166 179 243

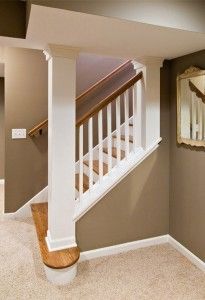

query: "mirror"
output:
177 66 205 147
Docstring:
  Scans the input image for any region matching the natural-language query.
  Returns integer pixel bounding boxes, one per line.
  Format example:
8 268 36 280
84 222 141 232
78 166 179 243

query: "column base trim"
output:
46 230 77 252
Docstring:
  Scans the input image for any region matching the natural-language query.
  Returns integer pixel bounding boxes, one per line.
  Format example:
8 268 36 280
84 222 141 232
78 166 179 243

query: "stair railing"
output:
76 71 143 201
28 60 131 137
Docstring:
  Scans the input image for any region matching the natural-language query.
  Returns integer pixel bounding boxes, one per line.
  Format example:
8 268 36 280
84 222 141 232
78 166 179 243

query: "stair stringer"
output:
74 137 162 221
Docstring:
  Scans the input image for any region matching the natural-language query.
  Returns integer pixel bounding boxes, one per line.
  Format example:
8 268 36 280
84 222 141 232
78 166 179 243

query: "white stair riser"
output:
102 152 117 165
112 138 133 151
129 126 133 135
75 189 79 199
83 163 99 182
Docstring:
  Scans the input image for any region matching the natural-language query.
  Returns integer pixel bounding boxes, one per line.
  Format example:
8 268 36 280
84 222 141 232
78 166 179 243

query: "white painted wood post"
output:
131 64 143 150
44 45 79 252
107 103 112 172
132 58 163 150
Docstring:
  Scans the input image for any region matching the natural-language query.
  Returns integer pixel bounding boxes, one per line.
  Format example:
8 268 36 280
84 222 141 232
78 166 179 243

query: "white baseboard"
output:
0 179 5 185
80 234 205 274
80 235 169 262
3 186 48 219
168 236 205 273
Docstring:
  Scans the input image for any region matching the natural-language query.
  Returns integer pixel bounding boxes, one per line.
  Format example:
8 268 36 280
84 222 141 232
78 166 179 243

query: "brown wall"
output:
4 48 48 212
0 0 26 38
0 78 4 179
76 53 124 96
76 62 170 251
170 50 205 261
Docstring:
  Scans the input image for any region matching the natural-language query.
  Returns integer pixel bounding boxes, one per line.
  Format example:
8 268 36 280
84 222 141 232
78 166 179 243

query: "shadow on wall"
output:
76 147 169 251
32 131 48 154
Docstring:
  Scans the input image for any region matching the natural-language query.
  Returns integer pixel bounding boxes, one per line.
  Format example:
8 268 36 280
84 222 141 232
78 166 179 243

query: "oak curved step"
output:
31 203 80 269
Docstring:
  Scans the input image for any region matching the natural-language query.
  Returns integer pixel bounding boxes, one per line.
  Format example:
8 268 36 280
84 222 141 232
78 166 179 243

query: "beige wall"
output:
76 62 170 251
4 48 48 212
0 78 4 179
169 50 205 261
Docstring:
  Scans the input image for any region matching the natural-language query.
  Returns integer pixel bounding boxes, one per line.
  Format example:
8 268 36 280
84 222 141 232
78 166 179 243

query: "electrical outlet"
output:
12 129 27 139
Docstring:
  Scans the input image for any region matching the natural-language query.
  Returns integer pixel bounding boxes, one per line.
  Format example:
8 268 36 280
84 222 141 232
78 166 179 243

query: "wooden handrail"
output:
76 71 143 127
189 80 205 103
29 60 131 137
28 119 48 137
76 60 131 102
76 72 142 127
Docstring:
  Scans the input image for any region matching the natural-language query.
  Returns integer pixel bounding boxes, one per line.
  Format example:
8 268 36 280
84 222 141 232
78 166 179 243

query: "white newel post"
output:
132 58 163 150
44 45 79 252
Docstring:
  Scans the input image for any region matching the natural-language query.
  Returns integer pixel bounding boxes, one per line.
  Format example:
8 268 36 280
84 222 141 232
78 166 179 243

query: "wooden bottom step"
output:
31 203 80 269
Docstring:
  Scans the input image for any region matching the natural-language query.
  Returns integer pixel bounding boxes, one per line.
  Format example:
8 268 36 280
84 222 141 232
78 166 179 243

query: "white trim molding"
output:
80 235 169 262
3 186 48 219
80 235 205 274
169 236 205 273
44 263 77 285
0 179 5 185
45 230 77 252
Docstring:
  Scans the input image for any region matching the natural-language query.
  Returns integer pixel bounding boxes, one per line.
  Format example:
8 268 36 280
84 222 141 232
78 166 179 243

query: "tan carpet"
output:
0 217 205 299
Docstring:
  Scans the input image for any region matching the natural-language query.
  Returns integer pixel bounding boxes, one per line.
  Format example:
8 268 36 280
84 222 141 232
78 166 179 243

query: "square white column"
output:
132 57 163 150
44 45 79 251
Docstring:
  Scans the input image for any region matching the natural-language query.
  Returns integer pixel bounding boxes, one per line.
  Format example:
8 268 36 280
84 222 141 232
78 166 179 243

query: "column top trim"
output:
132 57 164 70
44 44 80 60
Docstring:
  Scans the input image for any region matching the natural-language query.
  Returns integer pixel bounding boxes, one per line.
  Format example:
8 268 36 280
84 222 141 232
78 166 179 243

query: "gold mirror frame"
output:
177 66 205 147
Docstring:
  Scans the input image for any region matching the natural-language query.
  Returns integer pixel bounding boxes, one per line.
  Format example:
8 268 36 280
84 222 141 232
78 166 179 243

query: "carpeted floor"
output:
0 217 205 300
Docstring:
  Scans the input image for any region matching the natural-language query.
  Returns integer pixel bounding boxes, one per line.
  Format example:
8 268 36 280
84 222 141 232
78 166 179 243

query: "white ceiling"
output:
26 5 205 60
0 4 205 61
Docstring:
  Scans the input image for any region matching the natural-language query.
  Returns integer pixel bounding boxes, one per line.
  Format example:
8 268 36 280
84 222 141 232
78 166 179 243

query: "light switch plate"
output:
12 129 27 139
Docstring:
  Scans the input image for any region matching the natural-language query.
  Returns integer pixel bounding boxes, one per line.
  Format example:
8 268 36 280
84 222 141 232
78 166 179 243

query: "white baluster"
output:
107 103 112 172
198 99 202 140
192 92 196 140
132 80 142 151
98 110 103 181
124 90 129 158
88 117 93 190
203 103 205 140
79 125 84 200
116 96 121 164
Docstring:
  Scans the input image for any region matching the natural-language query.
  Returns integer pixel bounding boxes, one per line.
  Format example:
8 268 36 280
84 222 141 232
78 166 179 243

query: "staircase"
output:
74 70 146 220
29 55 162 284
